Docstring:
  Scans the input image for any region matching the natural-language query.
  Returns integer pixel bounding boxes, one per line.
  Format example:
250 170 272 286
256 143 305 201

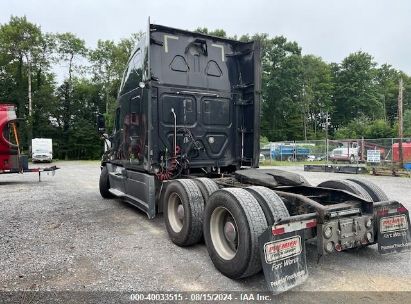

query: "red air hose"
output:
156 157 178 181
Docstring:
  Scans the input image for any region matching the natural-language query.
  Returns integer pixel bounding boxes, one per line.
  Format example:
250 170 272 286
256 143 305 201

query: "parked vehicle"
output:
330 140 386 163
271 145 310 161
306 155 316 161
0 104 58 180
32 138 53 163
329 141 359 163
97 23 410 294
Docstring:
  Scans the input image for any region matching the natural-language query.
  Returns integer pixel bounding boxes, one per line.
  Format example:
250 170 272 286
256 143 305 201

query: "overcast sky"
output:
1 0 411 74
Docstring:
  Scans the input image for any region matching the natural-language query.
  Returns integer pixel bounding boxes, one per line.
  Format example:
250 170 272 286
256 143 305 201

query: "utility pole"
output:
302 83 307 141
325 112 329 163
26 54 33 153
398 78 404 168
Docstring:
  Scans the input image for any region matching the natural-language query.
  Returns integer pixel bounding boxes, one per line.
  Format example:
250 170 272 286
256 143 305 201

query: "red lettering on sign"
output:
382 217 405 226
268 240 298 253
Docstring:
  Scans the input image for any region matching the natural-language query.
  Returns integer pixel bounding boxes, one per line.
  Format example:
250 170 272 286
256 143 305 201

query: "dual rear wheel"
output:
204 188 269 278
163 179 289 279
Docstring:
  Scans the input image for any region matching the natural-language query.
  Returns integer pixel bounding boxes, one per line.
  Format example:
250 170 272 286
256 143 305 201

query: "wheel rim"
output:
168 193 184 233
210 206 238 260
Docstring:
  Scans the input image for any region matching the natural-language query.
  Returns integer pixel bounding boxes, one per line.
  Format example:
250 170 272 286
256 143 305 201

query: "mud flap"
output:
258 228 308 295
375 203 411 254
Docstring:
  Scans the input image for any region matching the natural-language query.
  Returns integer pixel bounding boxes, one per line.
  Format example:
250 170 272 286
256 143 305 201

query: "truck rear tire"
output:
346 178 389 202
245 186 290 226
164 179 204 246
99 166 114 199
193 178 219 204
203 188 267 279
317 179 373 201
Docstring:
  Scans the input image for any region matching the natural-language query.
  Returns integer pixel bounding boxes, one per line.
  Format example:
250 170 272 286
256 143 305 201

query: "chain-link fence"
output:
260 137 411 168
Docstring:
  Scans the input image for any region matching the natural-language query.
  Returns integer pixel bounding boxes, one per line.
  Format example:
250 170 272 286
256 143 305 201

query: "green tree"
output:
366 119 395 138
0 16 44 147
376 64 400 123
335 116 394 139
89 33 142 130
67 79 103 159
55 33 87 159
260 36 304 141
334 116 370 139
301 55 334 139
400 74 411 117
194 27 227 38
89 39 117 114
52 78 103 159
332 52 383 127
56 33 87 82
403 109 411 137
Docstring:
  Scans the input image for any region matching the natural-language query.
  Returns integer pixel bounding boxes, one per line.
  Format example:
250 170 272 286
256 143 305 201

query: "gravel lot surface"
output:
1 162 410 302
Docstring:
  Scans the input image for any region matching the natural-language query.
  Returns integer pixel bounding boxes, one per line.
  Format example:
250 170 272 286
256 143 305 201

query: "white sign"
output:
380 215 408 233
367 150 381 163
264 236 302 264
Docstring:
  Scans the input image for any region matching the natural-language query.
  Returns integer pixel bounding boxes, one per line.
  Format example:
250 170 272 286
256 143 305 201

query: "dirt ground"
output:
0 161 410 303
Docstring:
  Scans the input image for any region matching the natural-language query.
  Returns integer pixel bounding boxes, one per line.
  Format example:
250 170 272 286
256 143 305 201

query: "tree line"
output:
0 16 410 159
0 16 140 159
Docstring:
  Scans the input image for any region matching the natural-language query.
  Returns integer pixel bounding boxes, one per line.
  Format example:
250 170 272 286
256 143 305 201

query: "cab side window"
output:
119 48 142 95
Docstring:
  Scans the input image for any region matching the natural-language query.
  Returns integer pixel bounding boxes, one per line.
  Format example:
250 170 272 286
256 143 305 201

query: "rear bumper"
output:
32 157 52 162
259 201 411 294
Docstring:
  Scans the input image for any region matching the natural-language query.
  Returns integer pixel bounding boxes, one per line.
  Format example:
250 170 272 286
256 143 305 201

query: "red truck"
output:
393 142 411 162
0 103 57 180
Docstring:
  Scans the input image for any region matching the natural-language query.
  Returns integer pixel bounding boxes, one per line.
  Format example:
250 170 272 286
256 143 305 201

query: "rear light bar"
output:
377 206 408 217
397 206 407 213
272 219 317 236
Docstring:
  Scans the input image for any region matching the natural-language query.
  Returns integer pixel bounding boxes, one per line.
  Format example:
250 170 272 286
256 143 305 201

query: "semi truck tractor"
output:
98 23 411 294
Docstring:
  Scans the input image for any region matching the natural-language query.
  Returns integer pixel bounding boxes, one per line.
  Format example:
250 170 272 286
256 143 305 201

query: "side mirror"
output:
97 113 106 133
